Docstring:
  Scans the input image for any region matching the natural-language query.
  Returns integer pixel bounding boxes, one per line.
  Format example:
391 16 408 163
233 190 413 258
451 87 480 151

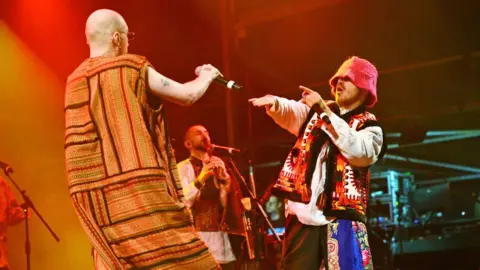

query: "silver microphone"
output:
320 112 331 125
210 144 240 155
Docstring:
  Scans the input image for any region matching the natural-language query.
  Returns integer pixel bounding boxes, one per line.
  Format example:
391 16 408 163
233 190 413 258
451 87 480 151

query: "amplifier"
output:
391 218 480 255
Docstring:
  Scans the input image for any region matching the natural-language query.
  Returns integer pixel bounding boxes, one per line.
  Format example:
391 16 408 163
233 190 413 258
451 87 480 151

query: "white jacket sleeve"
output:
266 96 310 136
177 160 200 208
322 113 384 167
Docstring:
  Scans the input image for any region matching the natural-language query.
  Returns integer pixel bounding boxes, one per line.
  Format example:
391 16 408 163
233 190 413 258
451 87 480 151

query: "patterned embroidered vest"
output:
272 105 384 223
189 157 224 231
188 156 246 235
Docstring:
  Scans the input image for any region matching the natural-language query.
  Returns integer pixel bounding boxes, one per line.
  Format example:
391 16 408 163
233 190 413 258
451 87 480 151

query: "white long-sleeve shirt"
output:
177 159 236 264
267 97 384 226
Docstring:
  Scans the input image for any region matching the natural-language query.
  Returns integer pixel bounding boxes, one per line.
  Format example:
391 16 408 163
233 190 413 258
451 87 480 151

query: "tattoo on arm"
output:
161 77 170 87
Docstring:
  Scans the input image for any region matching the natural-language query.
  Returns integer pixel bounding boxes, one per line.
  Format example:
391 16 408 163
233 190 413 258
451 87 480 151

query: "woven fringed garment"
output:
65 54 218 269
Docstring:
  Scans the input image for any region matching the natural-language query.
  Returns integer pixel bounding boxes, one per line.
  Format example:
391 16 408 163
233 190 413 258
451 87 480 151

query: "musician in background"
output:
260 183 285 228
178 125 245 270
0 176 28 270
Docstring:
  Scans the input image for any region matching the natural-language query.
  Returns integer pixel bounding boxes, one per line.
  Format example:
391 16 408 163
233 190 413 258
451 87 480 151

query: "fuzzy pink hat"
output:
329 56 378 108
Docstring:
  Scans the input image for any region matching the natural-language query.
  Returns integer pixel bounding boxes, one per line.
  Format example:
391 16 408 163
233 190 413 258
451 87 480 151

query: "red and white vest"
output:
271 106 383 223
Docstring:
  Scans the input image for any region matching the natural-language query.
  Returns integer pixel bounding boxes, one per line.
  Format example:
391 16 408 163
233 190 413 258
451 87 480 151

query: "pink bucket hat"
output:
329 56 378 108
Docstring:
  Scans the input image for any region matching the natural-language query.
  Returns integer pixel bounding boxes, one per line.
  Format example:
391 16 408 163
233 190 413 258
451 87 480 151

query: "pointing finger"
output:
299 85 314 93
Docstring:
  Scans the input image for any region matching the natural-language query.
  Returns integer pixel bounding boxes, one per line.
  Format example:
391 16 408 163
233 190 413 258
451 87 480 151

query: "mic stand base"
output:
2 167 60 270
226 158 282 264
227 159 281 241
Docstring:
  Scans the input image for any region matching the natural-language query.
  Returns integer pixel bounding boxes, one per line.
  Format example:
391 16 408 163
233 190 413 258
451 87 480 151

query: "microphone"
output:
210 144 240 156
195 67 243 91
0 160 13 173
313 102 339 125
320 112 331 125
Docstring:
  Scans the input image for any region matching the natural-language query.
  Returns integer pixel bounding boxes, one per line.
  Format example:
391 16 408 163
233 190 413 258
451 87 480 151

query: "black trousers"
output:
220 261 236 270
281 215 329 270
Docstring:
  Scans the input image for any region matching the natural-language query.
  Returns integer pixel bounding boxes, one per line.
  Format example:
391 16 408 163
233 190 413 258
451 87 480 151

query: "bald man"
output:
65 9 220 269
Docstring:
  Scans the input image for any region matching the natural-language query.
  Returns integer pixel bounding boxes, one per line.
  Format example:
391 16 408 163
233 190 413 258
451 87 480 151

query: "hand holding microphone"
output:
195 64 221 82
195 65 242 91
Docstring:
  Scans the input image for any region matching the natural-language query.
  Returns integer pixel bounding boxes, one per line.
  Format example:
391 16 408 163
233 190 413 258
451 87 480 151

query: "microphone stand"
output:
226 158 281 243
2 166 60 270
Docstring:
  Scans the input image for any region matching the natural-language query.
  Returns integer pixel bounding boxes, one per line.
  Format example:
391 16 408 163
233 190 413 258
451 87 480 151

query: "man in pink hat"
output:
249 56 386 269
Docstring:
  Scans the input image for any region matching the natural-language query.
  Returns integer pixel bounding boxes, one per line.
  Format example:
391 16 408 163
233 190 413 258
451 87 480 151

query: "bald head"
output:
185 125 207 141
85 9 128 49
184 125 211 152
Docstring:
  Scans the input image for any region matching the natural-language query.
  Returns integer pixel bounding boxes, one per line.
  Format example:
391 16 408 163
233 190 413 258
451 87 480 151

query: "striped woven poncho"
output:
64 54 218 269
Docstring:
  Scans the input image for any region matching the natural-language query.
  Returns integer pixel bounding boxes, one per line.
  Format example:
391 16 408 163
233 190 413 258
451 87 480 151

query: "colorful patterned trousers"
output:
281 216 373 270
